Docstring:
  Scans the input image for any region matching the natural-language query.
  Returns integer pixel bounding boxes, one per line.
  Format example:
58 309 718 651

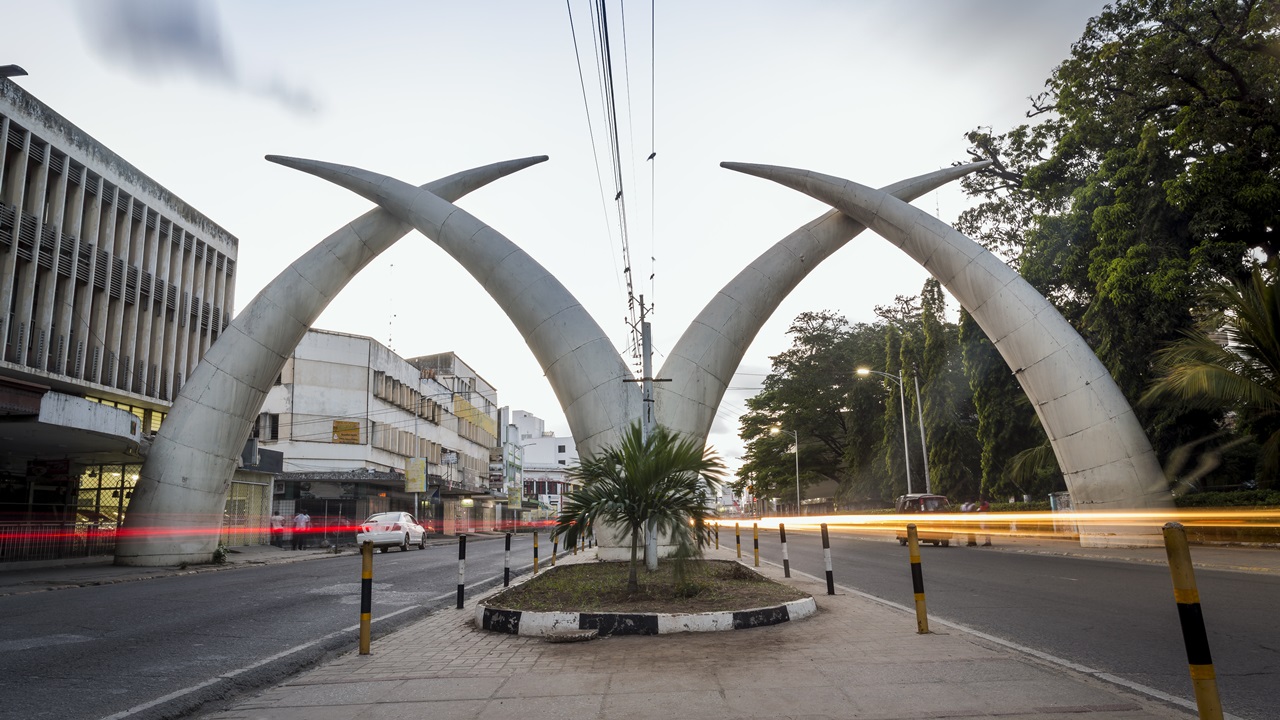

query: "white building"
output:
0 77 245 561
511 410 579 518
258 329 506 535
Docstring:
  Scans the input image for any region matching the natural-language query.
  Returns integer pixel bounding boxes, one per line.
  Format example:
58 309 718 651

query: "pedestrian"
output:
977 497 992 546
269 509 285 547
292 509 311 550
962 499 978 546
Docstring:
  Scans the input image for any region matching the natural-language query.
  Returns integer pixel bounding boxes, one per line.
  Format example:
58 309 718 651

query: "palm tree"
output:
1143 263 1280 484
554 422 726 594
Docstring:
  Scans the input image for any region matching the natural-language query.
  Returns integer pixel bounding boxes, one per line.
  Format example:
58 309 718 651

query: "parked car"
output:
356 512 427 552
894 493 953 547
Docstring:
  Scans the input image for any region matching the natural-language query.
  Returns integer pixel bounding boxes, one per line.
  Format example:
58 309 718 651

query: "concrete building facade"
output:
259 329 506 536
511 410 579 519
0 78 243 561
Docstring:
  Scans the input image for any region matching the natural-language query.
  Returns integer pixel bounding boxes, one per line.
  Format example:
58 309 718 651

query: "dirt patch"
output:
484 559 810 614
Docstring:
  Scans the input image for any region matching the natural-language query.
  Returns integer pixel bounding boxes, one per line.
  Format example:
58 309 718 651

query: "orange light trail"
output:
720 509 1280 542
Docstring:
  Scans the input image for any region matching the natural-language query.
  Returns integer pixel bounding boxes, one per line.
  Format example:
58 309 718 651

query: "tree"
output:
958 311 1054 500
919 279 981 499
958 0 1279 481
555 423 725 593
1143 262 1280 486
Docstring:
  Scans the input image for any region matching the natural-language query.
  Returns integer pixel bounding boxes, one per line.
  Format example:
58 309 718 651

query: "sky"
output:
4 0 1110 476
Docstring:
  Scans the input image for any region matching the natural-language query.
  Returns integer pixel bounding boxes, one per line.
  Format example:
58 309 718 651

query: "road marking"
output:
96 575 501 720
768 560 1246 720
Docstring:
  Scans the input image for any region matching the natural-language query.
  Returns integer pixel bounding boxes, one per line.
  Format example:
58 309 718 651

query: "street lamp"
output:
856 367 931 494
769 426 801 515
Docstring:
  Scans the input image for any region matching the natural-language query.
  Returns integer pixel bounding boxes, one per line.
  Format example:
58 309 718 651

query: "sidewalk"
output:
198 543 1204 720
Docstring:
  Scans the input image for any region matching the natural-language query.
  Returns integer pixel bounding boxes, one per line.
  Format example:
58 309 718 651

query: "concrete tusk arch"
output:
264 155 643 460
656 162 991 441
115 156 548 567
721 162 1173 544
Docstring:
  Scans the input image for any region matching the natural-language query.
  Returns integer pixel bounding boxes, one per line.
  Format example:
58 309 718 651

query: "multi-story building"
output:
258 329 507 537
0 78 241 561
512 410 579 518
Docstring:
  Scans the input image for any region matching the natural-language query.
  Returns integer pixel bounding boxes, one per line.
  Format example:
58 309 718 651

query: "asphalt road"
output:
0 534 538 720
754 528 1278 720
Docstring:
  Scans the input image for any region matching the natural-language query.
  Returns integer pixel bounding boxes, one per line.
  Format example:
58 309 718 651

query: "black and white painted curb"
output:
476 596 817 637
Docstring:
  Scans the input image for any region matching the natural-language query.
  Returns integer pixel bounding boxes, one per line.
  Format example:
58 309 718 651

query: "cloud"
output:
74 0 318 114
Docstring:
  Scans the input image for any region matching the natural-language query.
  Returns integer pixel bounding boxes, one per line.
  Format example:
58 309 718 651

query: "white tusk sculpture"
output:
655 162 991 441
264 156 643 460
115 156 548 566
268 156 986 558
722 162 1173 545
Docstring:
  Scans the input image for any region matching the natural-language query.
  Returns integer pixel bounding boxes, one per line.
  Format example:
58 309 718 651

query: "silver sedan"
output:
355 511 428 552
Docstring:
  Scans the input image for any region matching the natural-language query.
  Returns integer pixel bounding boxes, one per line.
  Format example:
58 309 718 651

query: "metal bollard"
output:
552 538 558 566
821 523 834 595
1163 522 1223 720
714 522 719 549
735 522 742 558
533 531 540 574
503 532 512 587
907 524 929 633
456 534 467 609
780 523 790 578
753 523 760 567
359 541 373 654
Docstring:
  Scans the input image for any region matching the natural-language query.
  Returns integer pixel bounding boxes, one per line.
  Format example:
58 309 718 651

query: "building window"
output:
257 413 279 441
558 459 566 465
557 444 566 453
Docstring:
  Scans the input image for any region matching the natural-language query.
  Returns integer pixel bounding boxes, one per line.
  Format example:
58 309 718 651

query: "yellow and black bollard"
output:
906 524 929 634
735 522 742 558
1163 522 1223 720
359 540 373 654
753 523 760 567
551 538 558 566
533 531 540 574
714 522 719 549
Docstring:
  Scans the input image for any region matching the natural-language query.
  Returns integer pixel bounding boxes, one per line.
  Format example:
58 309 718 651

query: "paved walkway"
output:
197 541 1225 720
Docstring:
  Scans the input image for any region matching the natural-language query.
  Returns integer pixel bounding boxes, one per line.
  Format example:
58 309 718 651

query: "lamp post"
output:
856 367 931 494
769 426 801 515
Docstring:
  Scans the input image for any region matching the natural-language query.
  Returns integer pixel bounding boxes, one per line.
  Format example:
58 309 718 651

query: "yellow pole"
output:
551 537 558 566
533 531 540 574
735 522 741 558
1162 522 1223 720
359 540 373 654
907 524 929 634
714 522 719 549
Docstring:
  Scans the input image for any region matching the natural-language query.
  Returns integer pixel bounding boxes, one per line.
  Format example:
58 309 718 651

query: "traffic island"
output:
474 558 816 637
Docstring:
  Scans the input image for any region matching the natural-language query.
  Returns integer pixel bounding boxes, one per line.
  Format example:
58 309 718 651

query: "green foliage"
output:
554 423 725 593
957 0 1278 485
1174 490 1280 508
1144 263 1280 485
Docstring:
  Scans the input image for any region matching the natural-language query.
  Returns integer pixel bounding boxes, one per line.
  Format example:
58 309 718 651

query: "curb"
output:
475 596 817 637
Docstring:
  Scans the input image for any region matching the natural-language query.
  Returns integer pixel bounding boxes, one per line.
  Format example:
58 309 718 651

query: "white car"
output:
356 512 427 552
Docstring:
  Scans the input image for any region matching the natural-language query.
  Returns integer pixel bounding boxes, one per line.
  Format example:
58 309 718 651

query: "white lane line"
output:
767 560 1246 720
97 574 500 720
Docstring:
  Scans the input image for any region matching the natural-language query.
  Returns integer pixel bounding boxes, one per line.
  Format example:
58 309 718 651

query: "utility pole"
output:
640 296 658 571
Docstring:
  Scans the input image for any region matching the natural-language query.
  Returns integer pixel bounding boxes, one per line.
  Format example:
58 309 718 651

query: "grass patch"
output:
485 559 809 614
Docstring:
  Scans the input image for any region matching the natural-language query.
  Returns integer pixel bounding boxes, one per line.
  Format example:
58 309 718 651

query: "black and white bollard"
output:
456 535 467 609
779 523 790 578
753 523 760 567
503 532 512 587
821 523 834 595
